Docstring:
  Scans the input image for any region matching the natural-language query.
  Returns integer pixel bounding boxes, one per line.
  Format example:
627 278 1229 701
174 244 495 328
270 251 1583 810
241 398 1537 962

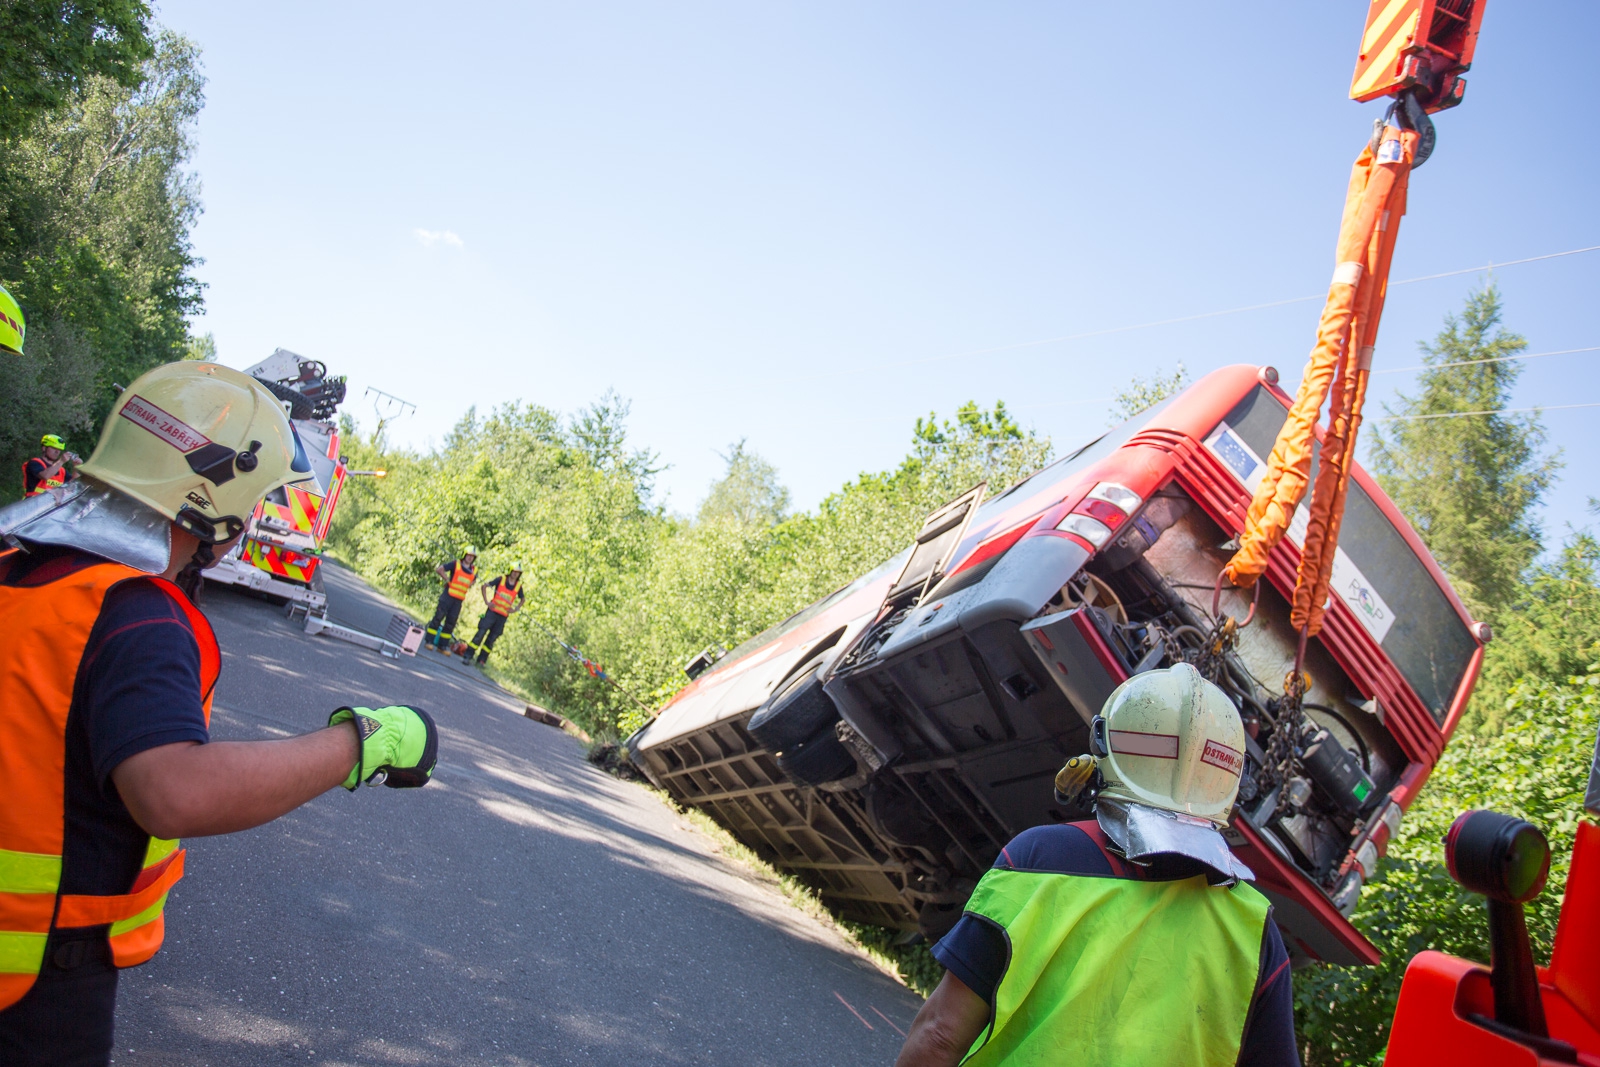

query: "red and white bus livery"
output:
628 364 1484 965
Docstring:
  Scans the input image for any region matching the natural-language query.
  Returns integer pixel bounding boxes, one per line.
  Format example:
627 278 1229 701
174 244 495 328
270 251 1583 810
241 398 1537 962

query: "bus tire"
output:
747 658 838 753
775 730 856 787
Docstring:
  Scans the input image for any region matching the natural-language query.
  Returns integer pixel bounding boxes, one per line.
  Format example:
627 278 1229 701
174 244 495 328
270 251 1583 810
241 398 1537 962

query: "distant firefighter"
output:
23 434 81 496
462 564 525 666
424 547 478 650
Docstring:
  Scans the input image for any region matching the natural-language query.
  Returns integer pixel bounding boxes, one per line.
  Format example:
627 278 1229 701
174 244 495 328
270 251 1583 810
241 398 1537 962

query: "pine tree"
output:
1368 286 1559 620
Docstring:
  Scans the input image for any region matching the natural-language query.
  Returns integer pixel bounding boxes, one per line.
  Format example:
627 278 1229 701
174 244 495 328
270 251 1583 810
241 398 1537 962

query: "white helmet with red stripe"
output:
1090 663 1254 882
1094 662 1246 826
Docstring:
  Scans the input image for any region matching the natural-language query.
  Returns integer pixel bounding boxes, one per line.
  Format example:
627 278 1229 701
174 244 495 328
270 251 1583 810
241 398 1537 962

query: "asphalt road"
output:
111 563 923 1066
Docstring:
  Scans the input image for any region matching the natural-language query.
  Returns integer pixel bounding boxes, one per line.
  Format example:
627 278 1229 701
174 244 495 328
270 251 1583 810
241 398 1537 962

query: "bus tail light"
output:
1087 482 1142 514
1057 483 1143 548
1057 513 1113 548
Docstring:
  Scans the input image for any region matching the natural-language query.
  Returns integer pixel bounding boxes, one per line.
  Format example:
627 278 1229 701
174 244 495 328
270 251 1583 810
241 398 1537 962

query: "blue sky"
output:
155 2 1598 539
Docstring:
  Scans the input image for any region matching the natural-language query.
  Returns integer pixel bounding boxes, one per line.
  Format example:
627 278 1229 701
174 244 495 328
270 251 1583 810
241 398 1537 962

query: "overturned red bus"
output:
628 364 1485 965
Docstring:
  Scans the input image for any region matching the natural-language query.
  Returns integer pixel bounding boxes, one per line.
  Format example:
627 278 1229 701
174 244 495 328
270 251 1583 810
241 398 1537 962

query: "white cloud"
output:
413 228 464 248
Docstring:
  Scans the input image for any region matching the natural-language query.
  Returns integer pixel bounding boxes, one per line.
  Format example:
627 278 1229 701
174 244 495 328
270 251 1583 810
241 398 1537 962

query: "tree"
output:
1368 286 1559 619
698 440 790 526
0 30 207 500
182 331 216 361
570 388 661 497
1473 534 1600 729
1109 363 1189 424
0 318 99 470
0 0 153 139
910 400 1052 504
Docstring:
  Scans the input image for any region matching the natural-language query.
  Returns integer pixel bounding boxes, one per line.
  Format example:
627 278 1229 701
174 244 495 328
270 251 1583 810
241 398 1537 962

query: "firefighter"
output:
425 546 478 651
894 664 1298 1067
461 562 525 666
23 434 83 496
0 362 438 1066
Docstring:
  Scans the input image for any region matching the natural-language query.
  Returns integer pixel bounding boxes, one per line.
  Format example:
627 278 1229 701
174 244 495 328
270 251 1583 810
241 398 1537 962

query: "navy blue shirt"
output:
933 822 1299 1067
21 457 74 495
6 547 211 897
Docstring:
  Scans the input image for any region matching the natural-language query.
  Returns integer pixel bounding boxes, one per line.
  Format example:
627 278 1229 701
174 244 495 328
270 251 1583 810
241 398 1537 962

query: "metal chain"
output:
1266 670 1309 817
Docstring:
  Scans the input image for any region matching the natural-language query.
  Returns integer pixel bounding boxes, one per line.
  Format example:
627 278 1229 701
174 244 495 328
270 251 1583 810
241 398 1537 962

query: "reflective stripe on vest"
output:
446 560 475 599
488 576 519 616
23 461 66 496
0 560 219 1009
958 867 1270 1067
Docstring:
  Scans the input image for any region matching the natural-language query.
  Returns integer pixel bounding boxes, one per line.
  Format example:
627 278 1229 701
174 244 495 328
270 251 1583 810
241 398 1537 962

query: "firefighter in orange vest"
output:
23 434 82 496
425 547 478 651
461 563 525 666
0 362 438 1066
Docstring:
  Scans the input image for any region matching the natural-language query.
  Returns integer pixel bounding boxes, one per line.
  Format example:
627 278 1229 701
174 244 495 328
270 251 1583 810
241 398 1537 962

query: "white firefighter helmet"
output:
0 362 312 573
78 361 313 544
1092 663 1255 882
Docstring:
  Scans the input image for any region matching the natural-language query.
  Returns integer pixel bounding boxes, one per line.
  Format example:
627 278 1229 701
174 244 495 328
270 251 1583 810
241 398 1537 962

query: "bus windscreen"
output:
1212 387 1477 723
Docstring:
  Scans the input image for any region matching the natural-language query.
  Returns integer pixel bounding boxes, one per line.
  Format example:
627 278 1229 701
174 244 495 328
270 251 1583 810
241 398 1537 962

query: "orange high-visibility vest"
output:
0 556 218 1010
488 575 520 617
446 560 475 600
23 460 67 496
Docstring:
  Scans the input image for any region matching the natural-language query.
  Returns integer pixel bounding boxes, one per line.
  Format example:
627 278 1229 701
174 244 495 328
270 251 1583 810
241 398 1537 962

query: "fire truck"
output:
627 365 1487 964
207 349 350 614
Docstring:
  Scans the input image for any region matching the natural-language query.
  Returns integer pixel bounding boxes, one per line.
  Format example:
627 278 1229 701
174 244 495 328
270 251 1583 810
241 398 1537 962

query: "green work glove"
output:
329 705 439 790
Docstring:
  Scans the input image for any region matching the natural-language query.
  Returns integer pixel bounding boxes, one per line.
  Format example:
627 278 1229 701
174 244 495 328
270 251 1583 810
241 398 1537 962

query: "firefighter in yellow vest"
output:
895 664 1299 1067
425 548 478 651
461 563 525 666
0 362 438 1066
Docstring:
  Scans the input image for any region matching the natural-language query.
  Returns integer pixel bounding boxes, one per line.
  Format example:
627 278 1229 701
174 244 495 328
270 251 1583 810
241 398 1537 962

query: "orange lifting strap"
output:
1223 120 1420 638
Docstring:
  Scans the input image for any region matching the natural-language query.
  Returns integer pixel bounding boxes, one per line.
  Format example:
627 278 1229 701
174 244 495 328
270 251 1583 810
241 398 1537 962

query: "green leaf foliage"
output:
329 398 1050 740
1 28 205 501
1293 670 1598 1065
0 0 153 139
329 287 1597 1065
1109 363 1189 425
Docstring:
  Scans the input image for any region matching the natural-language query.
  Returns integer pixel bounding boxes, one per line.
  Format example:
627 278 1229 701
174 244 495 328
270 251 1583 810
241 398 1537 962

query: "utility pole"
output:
363 386 416 449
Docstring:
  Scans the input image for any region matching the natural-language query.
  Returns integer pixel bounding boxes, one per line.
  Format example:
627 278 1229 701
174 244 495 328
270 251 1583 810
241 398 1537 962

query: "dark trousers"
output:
425 591 465 645
466 611 508 664
0 932 118 1066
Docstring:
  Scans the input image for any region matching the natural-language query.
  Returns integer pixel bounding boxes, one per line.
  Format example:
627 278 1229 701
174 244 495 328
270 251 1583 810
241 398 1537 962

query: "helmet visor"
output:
289 422 313 478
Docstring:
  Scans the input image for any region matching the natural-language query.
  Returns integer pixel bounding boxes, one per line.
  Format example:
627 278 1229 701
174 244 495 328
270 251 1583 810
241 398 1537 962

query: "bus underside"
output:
635 478 1415 964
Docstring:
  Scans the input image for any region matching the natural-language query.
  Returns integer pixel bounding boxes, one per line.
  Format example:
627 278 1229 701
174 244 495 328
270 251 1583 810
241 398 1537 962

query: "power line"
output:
1371 345 1600 376
1386 245 1600 285
1379 402 1600 422
762 242 1600 385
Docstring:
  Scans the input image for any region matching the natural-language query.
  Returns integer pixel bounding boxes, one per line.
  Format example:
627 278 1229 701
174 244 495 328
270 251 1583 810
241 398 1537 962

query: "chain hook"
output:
1212 568 1260 629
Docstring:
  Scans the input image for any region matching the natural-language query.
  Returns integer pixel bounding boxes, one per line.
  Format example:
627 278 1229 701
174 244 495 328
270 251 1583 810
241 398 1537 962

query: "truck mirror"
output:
1445 810 1550 904
1444 809 1554 1039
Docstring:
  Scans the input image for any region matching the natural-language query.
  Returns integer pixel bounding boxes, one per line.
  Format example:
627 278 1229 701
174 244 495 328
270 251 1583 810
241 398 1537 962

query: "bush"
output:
1294 669 1600 1065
